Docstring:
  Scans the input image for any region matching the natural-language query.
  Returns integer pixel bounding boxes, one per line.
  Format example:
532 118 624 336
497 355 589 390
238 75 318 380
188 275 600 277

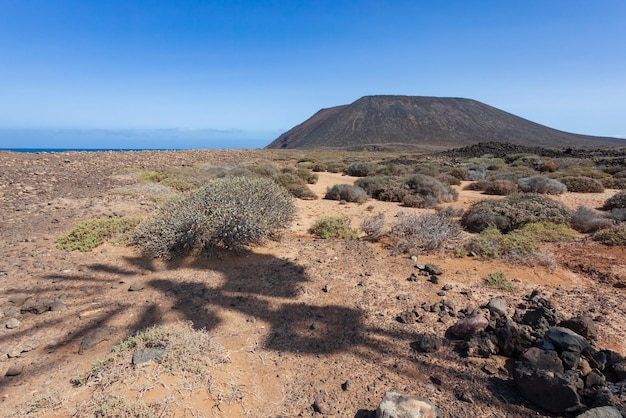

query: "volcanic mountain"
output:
266 95 623 150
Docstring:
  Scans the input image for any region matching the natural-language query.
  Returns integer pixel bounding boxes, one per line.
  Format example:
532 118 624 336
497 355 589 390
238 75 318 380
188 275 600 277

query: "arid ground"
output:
0 150 624 417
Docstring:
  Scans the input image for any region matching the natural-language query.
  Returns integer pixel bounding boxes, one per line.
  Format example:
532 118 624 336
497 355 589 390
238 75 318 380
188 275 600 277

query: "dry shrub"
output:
464 180 492 191
571 206 614 233
346 161 379 177
325 184 368 203
517 176 567 195
360 213 386 241
401 194 426 208
389 212 462 255
130 176 295 258
484 180 517 195
461 193 571 233
296 168 318 184
603 190 626 210
436 174 462 186
559 176 605 193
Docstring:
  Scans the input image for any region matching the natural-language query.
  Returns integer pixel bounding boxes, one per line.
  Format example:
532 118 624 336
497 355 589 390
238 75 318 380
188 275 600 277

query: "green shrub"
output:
56 216 140 252
274 173 317 199
141 170 166 183
354 176 407 202
388 212 462 255
159 177 196 191
346 162 378 177
559 176 605 193
447 167 468 181
484 180 517 196
515 221 578 242
465 226 537 260
603 190 626 210
405 174 458 207
461 194 572 233
571 206 614 233
518 176 567 194
325 184 368 203
360 213 386 241
436 174 462 186
308 216 359 239
326 161 349 173
246 163 278 177
312 162 327 172
593 225 626 246
296 168 318 184
130 176 295 258
484 270 517 291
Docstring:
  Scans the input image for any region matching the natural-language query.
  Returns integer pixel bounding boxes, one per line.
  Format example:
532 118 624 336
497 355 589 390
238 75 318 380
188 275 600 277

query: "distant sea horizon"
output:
0 148 232 153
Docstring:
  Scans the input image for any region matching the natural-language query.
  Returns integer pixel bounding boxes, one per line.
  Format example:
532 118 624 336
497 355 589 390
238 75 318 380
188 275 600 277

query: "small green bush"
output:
296 168 318 184
346 162 379 177
571 206 614 233
465 226 537 261
160 177 196 191
603 190 626 210
388 212 462 255
274 173 317 199
354 176 407 202
461 194 572 233
515 221 578 242
130 176 295 258
405 174 458 207
325 184 368 203
518 176 567 194
559 176 605 193
141 170 166 183
592 224 626 246
484 270 517 291
56 216 140 252
308 216 359 239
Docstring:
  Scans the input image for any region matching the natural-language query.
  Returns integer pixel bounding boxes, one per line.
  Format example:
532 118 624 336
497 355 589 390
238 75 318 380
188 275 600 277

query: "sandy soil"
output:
0 150 624 417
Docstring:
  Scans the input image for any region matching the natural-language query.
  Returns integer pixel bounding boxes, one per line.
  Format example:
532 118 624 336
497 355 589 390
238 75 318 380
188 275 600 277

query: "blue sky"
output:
0 0 625 149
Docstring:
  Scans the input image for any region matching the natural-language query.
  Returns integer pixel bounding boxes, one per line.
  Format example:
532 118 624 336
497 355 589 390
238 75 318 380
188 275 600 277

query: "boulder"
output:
545 327 589 354
446 314 489 339
519 347 564 374
376 391 438 418
559 316 598 340
513 361 580 414
486 297 507 317
575 406 623 418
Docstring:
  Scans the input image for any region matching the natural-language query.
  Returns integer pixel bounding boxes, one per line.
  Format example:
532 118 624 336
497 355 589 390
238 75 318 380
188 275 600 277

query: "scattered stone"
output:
545 327 589 354
375 391 438 418
462 332 499 358
50 299 66 312
458 391 474 403
5 318 20 329
483 363 499 375
585 369 606 388
442 284 453 291
322 284 330 293
486 297 507 317
132 348 166 366
414 262 424 270
559 316 598 340
128 282 145 291
397 310 419 325
8 294 29 306
561 350 580 370
446 314 489 339
312 395 336 415
21 297 53 314
407 272 418 282
513 361 580 414
611 360 626 381
575 406 623 418
79 326 113 354
341 380 352 391
424 264 442 276
428 275 439 284
410 333 442 353
5 361 25 376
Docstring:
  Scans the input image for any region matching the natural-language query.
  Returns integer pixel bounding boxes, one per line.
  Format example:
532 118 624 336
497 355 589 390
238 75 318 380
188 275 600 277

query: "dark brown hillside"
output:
266 95 624 150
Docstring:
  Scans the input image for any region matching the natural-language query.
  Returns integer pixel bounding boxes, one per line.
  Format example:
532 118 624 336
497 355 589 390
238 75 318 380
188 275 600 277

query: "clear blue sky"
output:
1 0 625 149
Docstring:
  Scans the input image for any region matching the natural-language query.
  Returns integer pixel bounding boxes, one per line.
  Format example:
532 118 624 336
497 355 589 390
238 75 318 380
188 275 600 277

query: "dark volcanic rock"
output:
411 333 442 353
575 406 623 418
446 314 489 339
559 316 598 340
462 332 498 358
519 347 564 374
513 361 580 414
546 327 589 353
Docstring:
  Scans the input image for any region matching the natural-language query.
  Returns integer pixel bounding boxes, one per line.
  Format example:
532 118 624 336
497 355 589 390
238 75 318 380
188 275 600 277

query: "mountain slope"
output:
266 96 623 150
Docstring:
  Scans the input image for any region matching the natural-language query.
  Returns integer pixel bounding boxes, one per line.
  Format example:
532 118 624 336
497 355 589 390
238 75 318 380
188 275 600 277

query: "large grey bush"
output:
517 175 567 195
130 176 296 258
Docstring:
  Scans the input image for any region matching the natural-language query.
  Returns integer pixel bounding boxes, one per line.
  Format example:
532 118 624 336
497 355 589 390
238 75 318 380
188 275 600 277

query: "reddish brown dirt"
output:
0 150 624 417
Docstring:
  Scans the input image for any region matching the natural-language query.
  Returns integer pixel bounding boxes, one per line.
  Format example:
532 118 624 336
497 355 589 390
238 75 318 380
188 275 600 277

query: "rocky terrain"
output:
266 96 625 150
0 149 625 417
